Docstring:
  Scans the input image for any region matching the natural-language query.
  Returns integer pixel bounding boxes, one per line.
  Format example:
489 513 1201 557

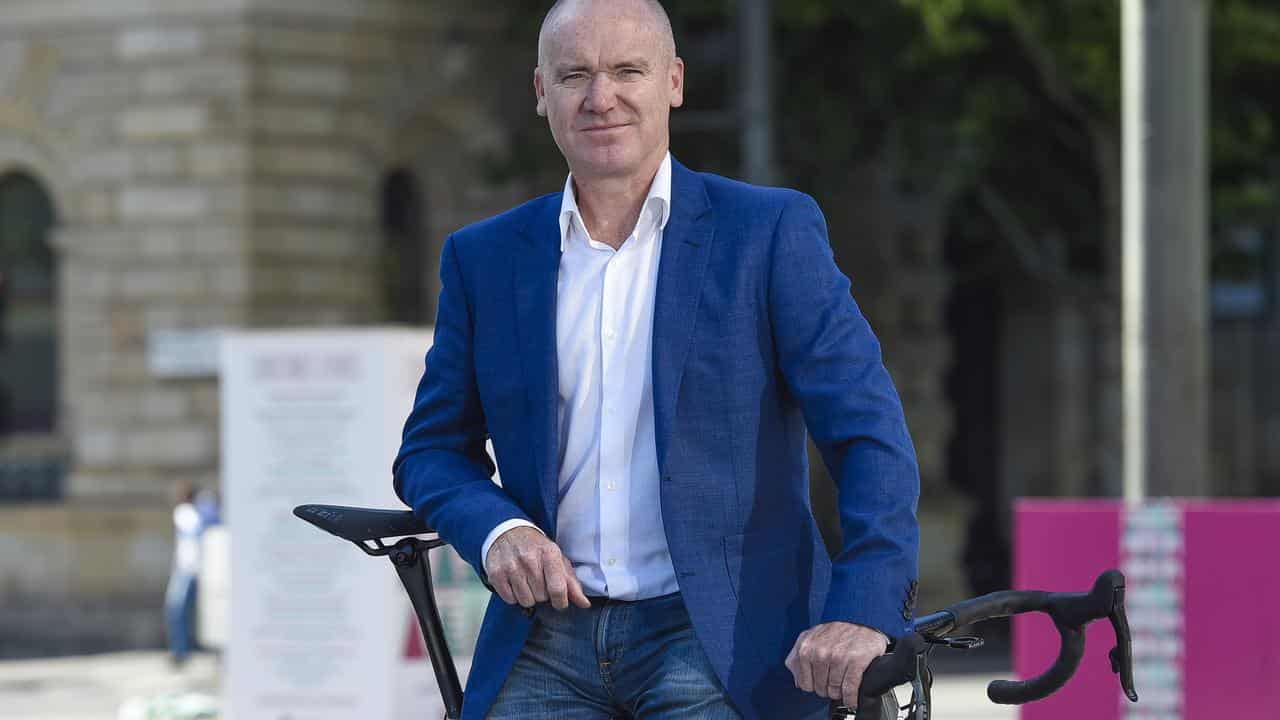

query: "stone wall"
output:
0 0 520 504
0 0 524 653
0 503 171 656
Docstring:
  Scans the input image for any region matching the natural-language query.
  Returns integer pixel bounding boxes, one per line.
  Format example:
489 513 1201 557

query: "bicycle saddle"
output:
293 504 432 543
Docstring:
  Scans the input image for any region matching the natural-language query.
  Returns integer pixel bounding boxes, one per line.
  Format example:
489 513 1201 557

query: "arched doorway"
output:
0 170 63 500
379 168 435 325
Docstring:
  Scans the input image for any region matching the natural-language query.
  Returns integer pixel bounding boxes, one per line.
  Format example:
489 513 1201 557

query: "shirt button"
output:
607 558 617 567
604 328 616 340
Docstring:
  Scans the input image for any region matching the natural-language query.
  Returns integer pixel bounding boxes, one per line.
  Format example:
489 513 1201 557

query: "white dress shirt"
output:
481 153 678 600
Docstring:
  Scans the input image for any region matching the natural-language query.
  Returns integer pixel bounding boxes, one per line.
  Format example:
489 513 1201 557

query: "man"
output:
393 1 920 717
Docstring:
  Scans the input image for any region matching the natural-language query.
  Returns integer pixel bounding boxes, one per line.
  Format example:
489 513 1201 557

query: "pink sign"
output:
1013 499 1280 720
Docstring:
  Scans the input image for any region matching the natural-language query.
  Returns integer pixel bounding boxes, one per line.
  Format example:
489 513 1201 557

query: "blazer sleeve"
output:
767 192 921 639
393 234 534 575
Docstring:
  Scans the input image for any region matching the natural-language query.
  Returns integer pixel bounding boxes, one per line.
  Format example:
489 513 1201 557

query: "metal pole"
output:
739 0 776 184
1124 0 1211 502
1122 0 1148 506
1145 0 1210 498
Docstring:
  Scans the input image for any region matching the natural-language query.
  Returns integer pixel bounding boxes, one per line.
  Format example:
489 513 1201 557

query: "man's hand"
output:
785 621 889 708
484 526 591 610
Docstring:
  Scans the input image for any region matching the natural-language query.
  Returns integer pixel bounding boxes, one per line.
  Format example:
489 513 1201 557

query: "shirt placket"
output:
597 235 634 597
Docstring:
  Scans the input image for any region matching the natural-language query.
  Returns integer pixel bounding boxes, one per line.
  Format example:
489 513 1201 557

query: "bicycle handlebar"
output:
849 569 1138 715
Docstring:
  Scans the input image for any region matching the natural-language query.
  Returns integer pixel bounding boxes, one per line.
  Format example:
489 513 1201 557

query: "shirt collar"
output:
558 152 673 252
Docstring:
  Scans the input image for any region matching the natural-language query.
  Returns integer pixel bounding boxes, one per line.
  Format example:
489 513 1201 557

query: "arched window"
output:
0 170 62 501
379 168 433 325
0 171 58 435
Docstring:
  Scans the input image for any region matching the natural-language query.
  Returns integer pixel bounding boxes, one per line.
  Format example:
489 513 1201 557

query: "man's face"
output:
535 3 684 181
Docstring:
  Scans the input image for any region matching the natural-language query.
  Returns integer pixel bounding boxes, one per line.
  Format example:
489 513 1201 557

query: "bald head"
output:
538 0 676 67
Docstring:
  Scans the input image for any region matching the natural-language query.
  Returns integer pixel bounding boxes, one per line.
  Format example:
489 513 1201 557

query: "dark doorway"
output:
0 171 58 435
943 201 1011 599
0 170 64 502
380 169 432 325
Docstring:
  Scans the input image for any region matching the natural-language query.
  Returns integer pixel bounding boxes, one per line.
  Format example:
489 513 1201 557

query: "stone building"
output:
0 0 525 653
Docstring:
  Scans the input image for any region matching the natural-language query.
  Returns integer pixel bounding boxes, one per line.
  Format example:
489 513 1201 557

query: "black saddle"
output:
294 503 432 544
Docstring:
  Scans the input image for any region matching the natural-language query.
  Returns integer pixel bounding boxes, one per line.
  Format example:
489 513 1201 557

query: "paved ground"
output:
0 651 1015 719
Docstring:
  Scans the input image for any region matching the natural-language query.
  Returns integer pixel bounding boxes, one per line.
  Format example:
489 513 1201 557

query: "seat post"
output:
389 537 464 719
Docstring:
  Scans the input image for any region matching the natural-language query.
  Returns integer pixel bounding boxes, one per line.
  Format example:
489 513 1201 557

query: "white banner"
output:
221 328 491 720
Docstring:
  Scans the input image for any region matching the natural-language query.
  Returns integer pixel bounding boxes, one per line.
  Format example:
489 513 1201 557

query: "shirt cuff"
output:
480 518 543 569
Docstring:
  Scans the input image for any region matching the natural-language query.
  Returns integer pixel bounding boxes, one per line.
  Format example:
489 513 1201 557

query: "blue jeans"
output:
164 571 197 662
487 592 743 719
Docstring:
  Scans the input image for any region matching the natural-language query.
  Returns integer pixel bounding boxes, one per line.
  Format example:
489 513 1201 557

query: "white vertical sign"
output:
221 329 442 720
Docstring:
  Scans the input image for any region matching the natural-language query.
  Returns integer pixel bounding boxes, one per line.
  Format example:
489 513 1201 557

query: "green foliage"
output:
482 0 1280 258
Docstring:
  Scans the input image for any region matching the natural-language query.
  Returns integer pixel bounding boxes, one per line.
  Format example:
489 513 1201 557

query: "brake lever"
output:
1107 583 1139 702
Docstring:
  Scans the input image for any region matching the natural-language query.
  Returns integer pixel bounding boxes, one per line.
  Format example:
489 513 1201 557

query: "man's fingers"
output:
826 658 852 704
841 672 861 710
562 556 592 608
544 558 569 610
841 658 871 709
510 574 537 608
491 574 517 606
790 636 815 693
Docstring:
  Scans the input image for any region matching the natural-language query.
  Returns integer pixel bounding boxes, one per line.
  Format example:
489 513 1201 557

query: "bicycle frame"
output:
294 503 1138 720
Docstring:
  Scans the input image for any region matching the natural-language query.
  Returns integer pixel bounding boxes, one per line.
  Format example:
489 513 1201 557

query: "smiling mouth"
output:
582 124 629 133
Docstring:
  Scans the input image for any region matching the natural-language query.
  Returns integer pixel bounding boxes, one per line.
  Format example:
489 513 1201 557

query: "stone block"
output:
138 389 190 421
137 59 246 97
46 70 136 119
117 105 207 139
189 385 220 420
123 424 214 466
135 229 183 258
62 263 113 299
116 27 203 59
251 104 338 135
76 228 140 260
260 63 351 97
70 149 133 182
73 347 151 384
67 112 115 145
77 189 118 225
118 186 210 220
250 183 374 223
208 266 249 297
248 26 393 64
136 225 242 258
121 267 208 299
252 225 363 260
134 146 183 176
254 145 372 179
188 141 247 178
79 428 123 466
46 33 116 67
208 185 249 217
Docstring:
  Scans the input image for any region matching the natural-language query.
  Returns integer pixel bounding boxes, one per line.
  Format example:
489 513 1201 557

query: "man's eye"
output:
618 68 643 78
562 73 587 84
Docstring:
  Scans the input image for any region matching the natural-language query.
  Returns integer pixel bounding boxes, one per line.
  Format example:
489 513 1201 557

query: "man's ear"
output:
669 57 685 109
534 68 548 117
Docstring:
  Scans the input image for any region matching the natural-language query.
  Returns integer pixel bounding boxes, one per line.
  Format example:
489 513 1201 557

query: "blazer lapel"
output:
515 197 563 536
652 160 715 472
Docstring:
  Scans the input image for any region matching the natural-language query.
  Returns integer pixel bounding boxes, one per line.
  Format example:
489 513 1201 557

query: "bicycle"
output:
294 503 1139 719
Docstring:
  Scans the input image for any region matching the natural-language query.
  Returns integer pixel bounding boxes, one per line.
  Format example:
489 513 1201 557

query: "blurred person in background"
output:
165 481 203 668
393 1 919 718
0 270 10 436
194 486 221 528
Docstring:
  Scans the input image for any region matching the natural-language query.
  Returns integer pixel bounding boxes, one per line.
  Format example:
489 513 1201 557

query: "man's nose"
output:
583 73 618 114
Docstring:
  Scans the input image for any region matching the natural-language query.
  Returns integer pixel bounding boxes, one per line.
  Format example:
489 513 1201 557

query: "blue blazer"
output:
394 158 920 720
